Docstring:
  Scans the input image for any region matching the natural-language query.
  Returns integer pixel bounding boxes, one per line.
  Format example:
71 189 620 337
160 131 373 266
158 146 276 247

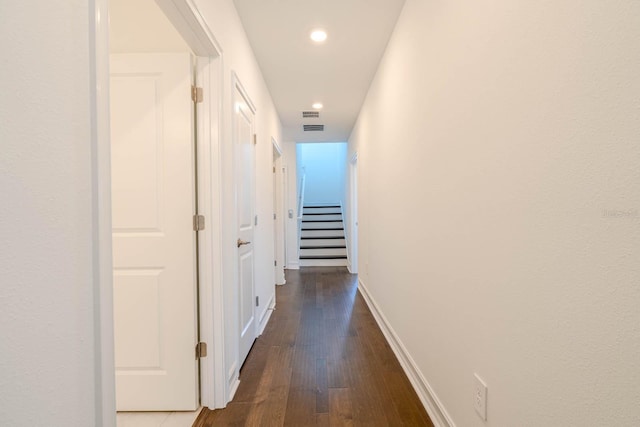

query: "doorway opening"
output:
98 0 226 420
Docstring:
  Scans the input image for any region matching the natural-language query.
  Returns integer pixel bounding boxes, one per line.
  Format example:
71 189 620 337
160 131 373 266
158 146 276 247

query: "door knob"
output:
237 238 251 248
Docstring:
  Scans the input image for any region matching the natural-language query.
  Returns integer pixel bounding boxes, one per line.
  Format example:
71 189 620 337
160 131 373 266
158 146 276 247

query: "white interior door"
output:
110 53 198 411
234 82 257 367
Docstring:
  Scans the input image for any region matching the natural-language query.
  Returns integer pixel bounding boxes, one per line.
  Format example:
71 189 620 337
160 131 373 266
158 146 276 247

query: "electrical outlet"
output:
474 373 487 421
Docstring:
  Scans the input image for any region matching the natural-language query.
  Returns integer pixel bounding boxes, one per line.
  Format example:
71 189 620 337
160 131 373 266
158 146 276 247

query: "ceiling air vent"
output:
304 124 324 132
302 111 320 118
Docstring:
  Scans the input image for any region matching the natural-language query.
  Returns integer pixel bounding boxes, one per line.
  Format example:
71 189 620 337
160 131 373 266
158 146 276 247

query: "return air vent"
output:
302 111 320 118
304 124 324 132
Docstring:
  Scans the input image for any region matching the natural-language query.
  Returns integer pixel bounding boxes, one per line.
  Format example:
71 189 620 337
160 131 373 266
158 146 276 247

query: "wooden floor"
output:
194 267 433 427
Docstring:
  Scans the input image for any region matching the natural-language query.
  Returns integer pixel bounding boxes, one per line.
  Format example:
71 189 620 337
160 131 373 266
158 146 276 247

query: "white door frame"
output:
349 152 359 274
272 138 285 285
91 0 227 418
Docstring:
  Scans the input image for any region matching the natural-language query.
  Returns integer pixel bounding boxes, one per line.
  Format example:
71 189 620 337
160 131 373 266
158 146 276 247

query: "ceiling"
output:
233 0 406 143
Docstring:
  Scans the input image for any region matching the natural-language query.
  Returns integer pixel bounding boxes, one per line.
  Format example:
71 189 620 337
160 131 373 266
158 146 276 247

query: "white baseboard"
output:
285 262 300 270
358 279 456 427
226 361 239 404
257 293 275 335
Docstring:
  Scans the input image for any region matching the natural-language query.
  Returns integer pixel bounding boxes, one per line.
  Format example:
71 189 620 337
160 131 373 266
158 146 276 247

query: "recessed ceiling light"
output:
310 29 327 43
312 102 323 109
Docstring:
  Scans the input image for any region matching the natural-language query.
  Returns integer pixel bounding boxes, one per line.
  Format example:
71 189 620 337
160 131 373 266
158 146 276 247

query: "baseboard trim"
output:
358 279 456 427
257 293 275 335
285 262 300 270
226 361 239 404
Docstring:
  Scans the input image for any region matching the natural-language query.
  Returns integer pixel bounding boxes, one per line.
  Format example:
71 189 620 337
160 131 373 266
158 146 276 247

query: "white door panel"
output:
234 82 257 367
111 53 198 411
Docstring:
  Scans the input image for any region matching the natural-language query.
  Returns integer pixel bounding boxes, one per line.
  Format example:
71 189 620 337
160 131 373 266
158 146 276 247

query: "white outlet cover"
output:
474 373 488 421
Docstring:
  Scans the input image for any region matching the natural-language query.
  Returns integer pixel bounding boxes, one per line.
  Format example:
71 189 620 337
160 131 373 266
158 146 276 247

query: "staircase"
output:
299 205 348 267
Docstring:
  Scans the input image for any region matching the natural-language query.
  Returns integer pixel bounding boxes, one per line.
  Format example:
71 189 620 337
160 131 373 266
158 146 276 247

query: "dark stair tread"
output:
301 228 344 231
302 220 343 223
301 236 345 240
300 246 347 249
300 255 348 260
302 212 341 216
304 205 341 209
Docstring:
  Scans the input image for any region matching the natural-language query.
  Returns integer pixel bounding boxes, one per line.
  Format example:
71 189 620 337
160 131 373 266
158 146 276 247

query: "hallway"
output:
194 268 432 426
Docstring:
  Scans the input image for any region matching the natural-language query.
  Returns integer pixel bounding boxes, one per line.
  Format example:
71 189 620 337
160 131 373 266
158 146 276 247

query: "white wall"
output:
348 1 640 426
193 0 283 399
0 1 112 425
109 0 190 53
296 142 348 205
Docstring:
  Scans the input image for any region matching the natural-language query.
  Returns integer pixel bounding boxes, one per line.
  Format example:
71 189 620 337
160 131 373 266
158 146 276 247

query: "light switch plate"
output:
474 373 487 421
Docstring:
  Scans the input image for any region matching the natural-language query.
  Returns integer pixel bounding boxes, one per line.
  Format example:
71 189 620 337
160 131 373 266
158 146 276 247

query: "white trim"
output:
272 137 283 156
358 279 456 427
227 360 240 403
95 0 228 415
194 55 226 409
257 293 276 335
232 71 257 114
155 0 223 57
90 0 116 425
286 261 300 270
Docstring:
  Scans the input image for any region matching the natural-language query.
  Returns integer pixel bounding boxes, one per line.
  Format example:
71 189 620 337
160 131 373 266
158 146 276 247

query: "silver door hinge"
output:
191 86 203 103
254 215 258 226
253 134 257 145
274 260 277 266
273 213 276 220
273 166 276 173
193 214 205 231
195 342 207 360
256 296 259 307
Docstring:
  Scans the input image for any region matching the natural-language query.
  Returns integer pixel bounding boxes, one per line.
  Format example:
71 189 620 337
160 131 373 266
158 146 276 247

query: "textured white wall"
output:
349 1 640 426
109 0 191 53
0 1 106 426
194 0 283 398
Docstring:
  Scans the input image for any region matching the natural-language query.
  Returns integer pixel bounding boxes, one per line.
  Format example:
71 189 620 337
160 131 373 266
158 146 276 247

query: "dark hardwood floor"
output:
194 267 433 427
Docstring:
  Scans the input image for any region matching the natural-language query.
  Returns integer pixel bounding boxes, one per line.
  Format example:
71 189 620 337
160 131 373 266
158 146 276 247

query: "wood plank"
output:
195 267 432 427
328 388 354 426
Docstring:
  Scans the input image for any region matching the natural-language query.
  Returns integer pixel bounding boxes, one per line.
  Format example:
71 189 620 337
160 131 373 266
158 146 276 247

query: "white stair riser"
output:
300 238 346 247
301 230 344 238
300 248 348 257
302 214 342 221
301 222 344 230
303 208 341 215
300 258 348 267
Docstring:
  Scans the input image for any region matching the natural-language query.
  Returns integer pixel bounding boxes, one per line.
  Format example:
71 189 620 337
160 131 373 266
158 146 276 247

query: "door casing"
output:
91 0 227 419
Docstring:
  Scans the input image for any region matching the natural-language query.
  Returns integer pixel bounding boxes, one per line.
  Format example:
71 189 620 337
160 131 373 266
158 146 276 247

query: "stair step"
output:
302 214 342 221
300 255 348 260
302 212 342 216
303 207 342 215
300 245 347 249
301 230 344 238
304 205 341 208
300 248 347 257
301 236 345 240
300 238 346 246
300 222 344 229
300 258 348 267
302 219 343 223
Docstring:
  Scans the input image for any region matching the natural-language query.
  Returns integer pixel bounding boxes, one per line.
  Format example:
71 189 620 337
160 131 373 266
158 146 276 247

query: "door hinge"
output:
255 215 258 226
195 342 207 360
193 214 205 231
191 86 203 103
253 134 257 145
274 260 277 266
273 213 276 220
256 296 259 307
273 166 276 173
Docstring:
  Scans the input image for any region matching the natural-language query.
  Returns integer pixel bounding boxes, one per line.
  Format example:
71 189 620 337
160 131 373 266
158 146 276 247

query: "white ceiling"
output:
233 0 406 143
